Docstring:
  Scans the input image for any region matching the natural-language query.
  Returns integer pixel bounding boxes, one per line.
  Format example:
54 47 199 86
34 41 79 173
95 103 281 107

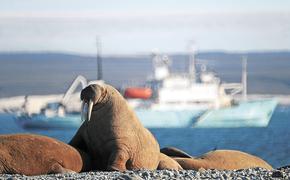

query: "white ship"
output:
124 52 277 128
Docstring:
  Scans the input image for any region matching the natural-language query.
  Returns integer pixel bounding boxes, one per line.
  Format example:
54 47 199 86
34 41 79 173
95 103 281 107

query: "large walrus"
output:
69 84 160 171
161 147 272 170
0 134 90 176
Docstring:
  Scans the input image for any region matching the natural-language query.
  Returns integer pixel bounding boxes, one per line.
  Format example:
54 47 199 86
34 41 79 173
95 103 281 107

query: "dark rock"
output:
272 171 284 178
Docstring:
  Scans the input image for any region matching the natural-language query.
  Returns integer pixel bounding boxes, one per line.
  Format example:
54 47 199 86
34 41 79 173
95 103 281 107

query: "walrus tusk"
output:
81 100 93 121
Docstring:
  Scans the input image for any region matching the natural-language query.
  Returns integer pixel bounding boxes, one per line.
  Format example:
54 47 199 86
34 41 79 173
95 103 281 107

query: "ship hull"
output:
193 99 278 128
15 114 82 129
136 109 203 128
15 99 277 129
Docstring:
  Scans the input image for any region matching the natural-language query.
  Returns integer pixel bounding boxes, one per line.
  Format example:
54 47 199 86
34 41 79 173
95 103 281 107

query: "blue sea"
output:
1 105 290 169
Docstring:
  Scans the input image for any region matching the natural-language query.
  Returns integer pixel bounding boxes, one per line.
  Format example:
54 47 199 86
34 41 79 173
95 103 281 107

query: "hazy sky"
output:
0 0 290 54
1 0 290 14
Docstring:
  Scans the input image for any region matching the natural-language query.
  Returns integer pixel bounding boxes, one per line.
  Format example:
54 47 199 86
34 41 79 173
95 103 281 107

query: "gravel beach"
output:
1 167 289 180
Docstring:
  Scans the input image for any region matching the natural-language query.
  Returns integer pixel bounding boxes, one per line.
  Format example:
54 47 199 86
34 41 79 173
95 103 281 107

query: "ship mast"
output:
242 55 248 100
96 37 102 80
188 42 196 82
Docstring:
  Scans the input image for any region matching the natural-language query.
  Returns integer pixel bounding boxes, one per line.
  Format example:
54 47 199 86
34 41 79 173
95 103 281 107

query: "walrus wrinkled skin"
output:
168 149 272 170
0 134 87 176
69 84 160 171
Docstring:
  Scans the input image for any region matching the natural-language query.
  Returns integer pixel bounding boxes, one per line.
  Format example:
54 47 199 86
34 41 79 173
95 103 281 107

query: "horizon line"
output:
1 49 290 57
0 10 289 19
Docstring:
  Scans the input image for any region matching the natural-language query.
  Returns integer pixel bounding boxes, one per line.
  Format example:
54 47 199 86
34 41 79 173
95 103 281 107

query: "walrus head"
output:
80 84 104 121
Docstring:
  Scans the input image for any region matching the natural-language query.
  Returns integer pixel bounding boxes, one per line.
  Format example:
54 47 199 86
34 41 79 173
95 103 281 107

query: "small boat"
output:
14 76 102 129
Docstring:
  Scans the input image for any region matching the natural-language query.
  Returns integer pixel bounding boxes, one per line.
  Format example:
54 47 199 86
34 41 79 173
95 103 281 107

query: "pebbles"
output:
1 167 290 180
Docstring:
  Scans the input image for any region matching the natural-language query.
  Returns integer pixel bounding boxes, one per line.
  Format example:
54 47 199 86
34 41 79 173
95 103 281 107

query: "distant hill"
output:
0 51 290 97
1 51 290 61
197 51 290 61
0 52 96 61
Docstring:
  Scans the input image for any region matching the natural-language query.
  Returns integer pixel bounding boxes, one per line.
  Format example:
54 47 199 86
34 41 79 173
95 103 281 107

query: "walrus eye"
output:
81 100 93 122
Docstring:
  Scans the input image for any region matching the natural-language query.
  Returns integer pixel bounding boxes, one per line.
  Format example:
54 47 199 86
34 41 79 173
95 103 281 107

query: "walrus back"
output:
174 150 273 170
0 134 83 175
200 150 273 170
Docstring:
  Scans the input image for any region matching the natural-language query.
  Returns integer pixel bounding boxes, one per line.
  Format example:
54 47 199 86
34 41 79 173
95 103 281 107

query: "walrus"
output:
69 83 160 171
0 134 90 176
161 147 272 170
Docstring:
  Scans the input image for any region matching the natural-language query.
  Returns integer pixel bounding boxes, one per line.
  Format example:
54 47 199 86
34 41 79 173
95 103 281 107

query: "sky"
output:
0 0 290 55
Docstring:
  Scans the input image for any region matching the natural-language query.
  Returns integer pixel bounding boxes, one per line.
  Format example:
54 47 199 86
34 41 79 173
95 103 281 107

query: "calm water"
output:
0 105 290 168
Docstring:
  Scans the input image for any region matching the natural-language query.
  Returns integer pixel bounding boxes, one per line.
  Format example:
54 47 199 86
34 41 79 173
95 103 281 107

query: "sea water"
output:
0 105 290 168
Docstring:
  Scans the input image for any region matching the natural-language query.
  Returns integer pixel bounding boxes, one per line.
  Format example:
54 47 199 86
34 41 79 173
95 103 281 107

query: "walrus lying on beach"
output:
0 134 89 176
161 147 273 170
69 84 160 171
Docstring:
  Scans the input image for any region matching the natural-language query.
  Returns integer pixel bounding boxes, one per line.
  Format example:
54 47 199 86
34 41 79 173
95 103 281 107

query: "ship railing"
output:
61 75 88 106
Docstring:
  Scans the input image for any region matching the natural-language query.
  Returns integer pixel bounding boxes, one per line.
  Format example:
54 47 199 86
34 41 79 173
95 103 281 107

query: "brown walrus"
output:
69 83 160 171
161 147 272 170
0 134 90 176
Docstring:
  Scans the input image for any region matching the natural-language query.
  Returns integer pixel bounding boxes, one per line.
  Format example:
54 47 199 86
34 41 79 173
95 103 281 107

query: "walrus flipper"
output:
69 125 84 147
69 126 90 154
158 153 183 170
69 134 93 172
107 149 130 171
160 147 192 158
49 163 76 174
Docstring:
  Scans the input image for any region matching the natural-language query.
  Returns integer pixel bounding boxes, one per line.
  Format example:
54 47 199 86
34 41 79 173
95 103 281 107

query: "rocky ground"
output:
1 167 290 180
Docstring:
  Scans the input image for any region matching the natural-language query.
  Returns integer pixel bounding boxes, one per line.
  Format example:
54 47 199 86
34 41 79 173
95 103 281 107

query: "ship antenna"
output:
188 41 196 82
96 37 103 80
242 55 248 100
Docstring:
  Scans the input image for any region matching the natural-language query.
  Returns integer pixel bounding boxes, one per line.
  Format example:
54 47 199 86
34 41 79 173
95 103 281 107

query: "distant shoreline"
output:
0 93 289 114
1 51 290 97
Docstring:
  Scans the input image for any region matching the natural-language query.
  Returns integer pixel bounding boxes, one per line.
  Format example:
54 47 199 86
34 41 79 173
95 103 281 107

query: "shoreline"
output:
1 168 289 179
1 93 290 114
